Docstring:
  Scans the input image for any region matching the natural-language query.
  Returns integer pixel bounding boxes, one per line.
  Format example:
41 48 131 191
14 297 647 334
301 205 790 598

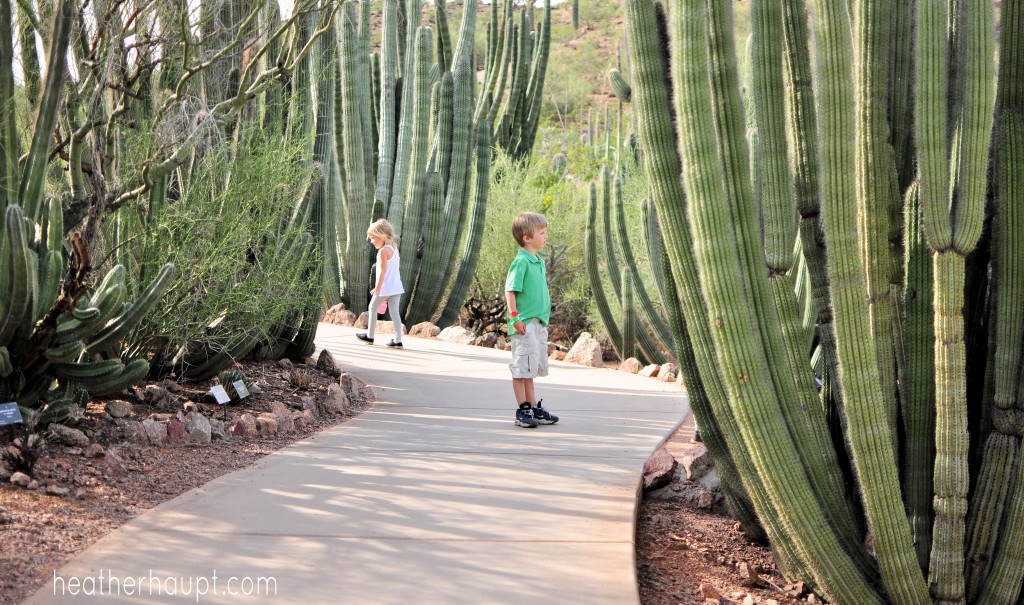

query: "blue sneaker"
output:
532 400 559 425
515 402 538 428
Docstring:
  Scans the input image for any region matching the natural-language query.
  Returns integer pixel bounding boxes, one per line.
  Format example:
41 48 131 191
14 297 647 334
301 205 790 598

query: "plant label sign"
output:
232 381 250 399
0 402 23 426
210 385 231 405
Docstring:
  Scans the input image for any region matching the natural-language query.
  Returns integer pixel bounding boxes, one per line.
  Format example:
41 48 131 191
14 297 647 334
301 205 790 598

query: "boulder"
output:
141 419 167 444
10 472 31 487
639 364 660 378
256 416 278 435
209 419 228 441
619 358 643 373
230 414 258 438
105 400 133 418
278 358 294 371
642 448 678 491
409 322 440 338
185 412 212 444
437 326 475 345
473 333 498 348
324 384 349 414
102 448 127 477
679 444 714 481
166 417 187 443
494 336 508 350
121 420 147 444
48 424 90 448
336 310 357 326
354 312 369 329
84 443 105 458
317 349 341 377
549 350 566 361
658 363 680 382
564 332 603 367
271 402 294 432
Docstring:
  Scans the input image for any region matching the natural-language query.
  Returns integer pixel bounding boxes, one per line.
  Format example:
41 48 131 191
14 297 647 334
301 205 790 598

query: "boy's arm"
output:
505 290 526 335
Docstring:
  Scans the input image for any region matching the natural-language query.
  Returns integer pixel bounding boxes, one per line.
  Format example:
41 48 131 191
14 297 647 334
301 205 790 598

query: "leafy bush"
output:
101 131 321 374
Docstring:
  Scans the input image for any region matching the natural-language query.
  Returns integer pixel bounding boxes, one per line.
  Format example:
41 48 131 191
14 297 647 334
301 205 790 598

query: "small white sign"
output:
0 402 23 426
211 385 231 405
232 380 250 399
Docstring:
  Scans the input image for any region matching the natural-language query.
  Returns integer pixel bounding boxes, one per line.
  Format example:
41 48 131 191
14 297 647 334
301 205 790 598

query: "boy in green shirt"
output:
505 212 559 428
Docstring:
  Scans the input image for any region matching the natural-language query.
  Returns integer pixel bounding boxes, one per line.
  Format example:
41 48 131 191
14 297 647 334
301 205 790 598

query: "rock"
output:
10 472 30 487
737 561 755 585
103 448 127 477
185 412 212 444
742 596 756 605
564 332 603 367
374 320 396 334
250 383 262 395
230 414 257 438
354 312 369 329
278 358 294 371
494 336 507 350
317 350 341 377
121 420 148 444
293 396 317 414
64 447 83 456
680 444 714 481
145 385 172 408
45 485 69 497
209 419 228 441
324 384 349 414
48 424 90 448
322 303 346 324
166 418 187 443
160 379 182 394
700 584 722 600
639 364 660 378
473 333 498 348
698 490 717 509
658 363 679 381
27 480 39 490
140 420 166 445
0 467 10 482
549 350 566 361
409 322 440 338
336 310 357 326
619 358 643 373
83 443 105 458
182 401 201 413
256 416 278 434
271 402 294 432
292 410 311 430
339 373 363 400
437 326 475 344
807 594 819 603
105 400 133 418
643 448 678 491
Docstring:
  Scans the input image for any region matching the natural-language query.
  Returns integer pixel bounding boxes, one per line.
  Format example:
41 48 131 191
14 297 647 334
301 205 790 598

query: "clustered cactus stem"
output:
623 0 1018 601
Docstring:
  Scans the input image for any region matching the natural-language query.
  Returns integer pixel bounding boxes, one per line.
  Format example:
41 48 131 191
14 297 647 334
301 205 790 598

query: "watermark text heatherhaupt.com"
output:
52 569 277 601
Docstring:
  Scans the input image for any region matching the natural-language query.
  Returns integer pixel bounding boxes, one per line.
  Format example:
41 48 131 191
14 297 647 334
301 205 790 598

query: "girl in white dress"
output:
356 219 405 348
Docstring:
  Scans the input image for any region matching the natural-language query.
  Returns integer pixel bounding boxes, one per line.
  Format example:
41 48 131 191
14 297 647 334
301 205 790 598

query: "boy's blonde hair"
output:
511 212 547 247
367 219 396 243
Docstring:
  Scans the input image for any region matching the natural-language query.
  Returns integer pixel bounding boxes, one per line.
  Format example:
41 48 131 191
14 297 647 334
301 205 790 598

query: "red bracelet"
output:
510 311 519 319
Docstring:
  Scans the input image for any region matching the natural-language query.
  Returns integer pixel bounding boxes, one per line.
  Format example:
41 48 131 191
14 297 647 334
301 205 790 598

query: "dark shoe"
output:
532 399 559 425
355 333 373 344
386 340 403 348
515 402 538 428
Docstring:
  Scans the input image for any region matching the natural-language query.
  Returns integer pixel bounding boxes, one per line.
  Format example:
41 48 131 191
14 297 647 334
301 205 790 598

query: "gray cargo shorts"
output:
509 319 549 379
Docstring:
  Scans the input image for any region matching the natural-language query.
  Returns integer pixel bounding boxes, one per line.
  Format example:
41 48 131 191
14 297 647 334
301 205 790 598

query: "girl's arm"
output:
371 247 394 294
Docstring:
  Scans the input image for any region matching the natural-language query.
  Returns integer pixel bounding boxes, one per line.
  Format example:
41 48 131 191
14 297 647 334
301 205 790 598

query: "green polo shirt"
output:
505 249 551 326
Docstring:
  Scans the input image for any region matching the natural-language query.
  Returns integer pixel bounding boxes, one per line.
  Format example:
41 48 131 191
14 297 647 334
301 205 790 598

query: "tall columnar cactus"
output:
624 0 1019 602
329 0 518 326
478 0 551 161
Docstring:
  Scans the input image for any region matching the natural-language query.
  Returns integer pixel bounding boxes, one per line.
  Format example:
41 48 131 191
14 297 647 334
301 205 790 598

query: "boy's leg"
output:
523 378 536 406
512 378 528 405
387 294 403 342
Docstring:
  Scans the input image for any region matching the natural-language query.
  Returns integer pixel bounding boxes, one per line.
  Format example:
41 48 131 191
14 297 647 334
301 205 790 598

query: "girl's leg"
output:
387 294 403 342
367 294 385 338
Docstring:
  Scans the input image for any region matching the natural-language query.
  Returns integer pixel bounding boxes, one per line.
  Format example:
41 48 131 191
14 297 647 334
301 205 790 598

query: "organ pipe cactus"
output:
330 0 533 326
624 0 1022 602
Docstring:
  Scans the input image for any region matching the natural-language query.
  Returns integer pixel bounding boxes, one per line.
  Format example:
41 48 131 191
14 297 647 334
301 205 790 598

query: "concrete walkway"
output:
24 324 688 605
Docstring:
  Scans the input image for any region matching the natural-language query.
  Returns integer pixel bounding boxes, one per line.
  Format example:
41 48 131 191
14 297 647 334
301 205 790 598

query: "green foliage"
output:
109 131 321 373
